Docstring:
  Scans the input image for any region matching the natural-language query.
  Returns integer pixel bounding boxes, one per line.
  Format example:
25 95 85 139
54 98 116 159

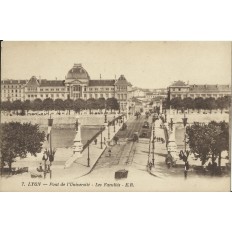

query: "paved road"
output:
93 115 149 170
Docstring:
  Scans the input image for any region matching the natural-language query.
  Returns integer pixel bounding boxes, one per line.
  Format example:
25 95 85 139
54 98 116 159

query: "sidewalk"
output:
147 119 169 178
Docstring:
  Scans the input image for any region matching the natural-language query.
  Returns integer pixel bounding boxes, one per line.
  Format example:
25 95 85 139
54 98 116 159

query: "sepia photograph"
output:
0 41 231 191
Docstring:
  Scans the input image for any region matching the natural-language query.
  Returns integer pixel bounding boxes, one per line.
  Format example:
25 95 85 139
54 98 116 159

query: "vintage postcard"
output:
0 41 231 192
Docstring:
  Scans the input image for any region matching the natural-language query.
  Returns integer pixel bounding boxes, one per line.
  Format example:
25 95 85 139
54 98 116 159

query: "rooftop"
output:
89 79 115 86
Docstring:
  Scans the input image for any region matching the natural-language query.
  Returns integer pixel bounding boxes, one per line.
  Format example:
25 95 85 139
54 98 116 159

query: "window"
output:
62 94 65 97
12 90 14 93
15 89 17 92
179 88 181 91
57 94 59 97
41 94 43 97
51 88 54 91
84 86 86 91
40 89 43 91
106 88 109 91
100 94 103 98
46 94 48 98
45 88 49 91
106 93 109 98
111 88 114 90
90 93 92 98
67 87 70 91
95 94 98 98
51 94 54 97
84 94 87 98
56 88 59 91
89 88 92 91
95 88 98 91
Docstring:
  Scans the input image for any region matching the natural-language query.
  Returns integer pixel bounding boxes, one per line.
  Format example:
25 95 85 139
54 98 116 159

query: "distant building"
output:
1 79 26 102
168 80 231 100
1 63 133 110
145 88 167 100
131 88 146 98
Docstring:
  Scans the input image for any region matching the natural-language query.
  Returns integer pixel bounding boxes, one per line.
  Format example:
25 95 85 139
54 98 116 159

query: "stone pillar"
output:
73 114 83 157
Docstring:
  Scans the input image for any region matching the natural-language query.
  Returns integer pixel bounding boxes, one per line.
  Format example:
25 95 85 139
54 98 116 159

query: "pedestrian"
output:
94 138 97 145
108 149 111 157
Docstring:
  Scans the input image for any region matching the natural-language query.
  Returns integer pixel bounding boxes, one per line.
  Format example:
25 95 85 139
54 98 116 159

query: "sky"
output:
2 41 231 88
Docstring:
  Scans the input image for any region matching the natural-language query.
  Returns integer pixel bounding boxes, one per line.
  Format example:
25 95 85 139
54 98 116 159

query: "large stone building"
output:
168 80 231 100
1 63 132 110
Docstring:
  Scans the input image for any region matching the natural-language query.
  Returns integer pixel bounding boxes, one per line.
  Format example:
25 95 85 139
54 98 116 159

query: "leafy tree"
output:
216 97 227 113
23 100 31 114
106 97 119 112
204 97 217 113
73 99 86 113
54 99 65 113
86 98 96 114
223 95 231 109
64 99 74 115
186 121 229 174
194 97 204 113
170 97 183 112
182 97 194 112
43 98 54 113
12 100 23 115
0 122 45 172
1 101 12 112
32 98 43 111
97 98 106 112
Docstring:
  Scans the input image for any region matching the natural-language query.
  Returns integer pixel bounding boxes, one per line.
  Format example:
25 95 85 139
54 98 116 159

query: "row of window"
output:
2 85 22 88
117 94 127 100
27 94 65 98
171 93 229 98
3 94 22 97
3 89 21 93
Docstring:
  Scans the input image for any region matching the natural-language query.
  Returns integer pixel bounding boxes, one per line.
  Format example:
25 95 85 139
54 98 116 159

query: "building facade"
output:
1 63 132 110
168 80 231 100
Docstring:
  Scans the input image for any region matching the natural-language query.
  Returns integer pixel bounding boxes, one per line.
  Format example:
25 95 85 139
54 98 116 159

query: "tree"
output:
223 95 231 109
216 97 227 113
194 97 204 113
23 100 31 115
106 97 119 112
64 99 74 114
204 97 217 113
186 121 229 174
0 122 45 172
54 99 65 113
12 100 23 115
170 97 183 112
86 98 96 114
96 98 106 112
182 97 194 112
1 101 12 112
73 99 86 113
32 98 43 111
43 98 54 113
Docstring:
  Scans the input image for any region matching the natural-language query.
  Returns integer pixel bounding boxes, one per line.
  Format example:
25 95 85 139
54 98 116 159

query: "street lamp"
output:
87 140 90 167
114 116 116 132
152 125 155 166
182 111 188 152
100 126 103 149
108 121 110 140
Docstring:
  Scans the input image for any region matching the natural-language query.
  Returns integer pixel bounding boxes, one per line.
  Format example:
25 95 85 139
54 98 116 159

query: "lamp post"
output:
87 140 90 167
182 111 188 152
100 127 103 149
114 116 116 132
165 109 167 123
152 125 155 166
108 121 110 140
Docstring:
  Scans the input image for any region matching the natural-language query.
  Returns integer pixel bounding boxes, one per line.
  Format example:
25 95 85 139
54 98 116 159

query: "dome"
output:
66 63 90 80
